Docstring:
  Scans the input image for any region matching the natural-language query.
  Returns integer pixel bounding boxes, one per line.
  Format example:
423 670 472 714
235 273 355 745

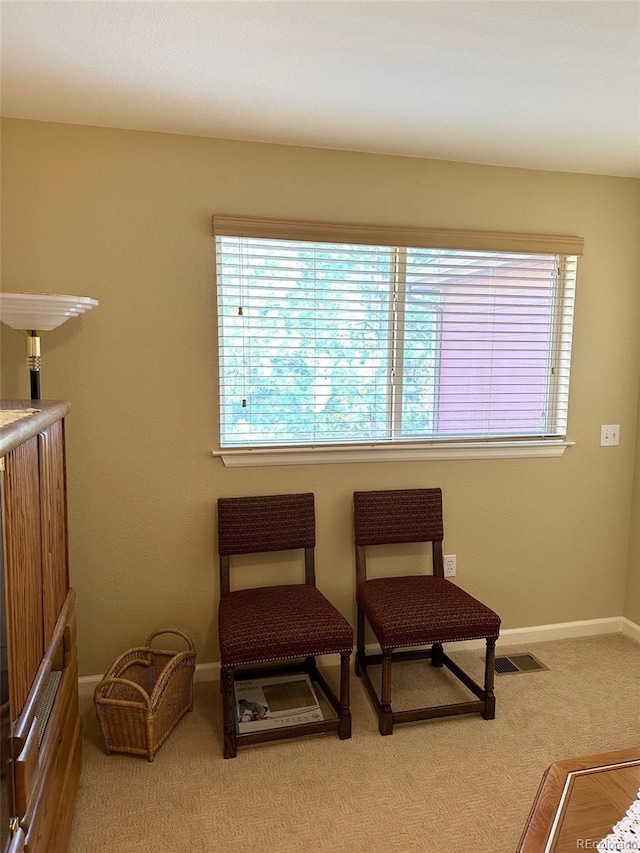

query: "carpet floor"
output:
70 634 640 853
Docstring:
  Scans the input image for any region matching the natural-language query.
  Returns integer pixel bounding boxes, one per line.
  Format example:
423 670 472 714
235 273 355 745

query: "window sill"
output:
213 440 574 468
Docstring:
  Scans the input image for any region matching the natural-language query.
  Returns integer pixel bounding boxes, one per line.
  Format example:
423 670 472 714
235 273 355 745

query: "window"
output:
214 217 582 458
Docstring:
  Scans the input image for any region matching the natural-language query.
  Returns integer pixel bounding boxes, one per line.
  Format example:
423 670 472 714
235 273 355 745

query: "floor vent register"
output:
493 653 548 675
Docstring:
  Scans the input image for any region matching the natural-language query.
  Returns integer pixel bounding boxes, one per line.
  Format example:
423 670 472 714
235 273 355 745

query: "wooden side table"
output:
518 748 640 853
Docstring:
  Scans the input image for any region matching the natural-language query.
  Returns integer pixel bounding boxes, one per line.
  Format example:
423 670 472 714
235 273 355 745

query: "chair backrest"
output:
217 492 316 595
353 488 444 584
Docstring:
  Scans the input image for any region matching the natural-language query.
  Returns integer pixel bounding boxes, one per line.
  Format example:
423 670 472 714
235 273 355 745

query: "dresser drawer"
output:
23 663 79 853
13 719 39 818
8 593 79 853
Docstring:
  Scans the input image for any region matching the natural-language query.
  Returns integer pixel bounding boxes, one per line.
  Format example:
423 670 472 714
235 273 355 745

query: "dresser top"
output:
0 400 70 455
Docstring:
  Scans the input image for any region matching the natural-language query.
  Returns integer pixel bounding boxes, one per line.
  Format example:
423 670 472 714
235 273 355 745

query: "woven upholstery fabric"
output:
219 584 354 666
218 493 315 555
358 575 501 650
354 489 443 546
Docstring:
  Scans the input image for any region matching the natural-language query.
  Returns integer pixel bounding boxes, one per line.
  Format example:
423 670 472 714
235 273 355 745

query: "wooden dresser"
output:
0 401 81 853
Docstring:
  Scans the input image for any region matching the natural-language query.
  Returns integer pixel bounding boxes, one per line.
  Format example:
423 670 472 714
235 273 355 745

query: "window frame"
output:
213 216 582 468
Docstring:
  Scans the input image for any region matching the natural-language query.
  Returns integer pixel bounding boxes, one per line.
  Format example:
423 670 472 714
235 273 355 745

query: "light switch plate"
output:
600 424 620 446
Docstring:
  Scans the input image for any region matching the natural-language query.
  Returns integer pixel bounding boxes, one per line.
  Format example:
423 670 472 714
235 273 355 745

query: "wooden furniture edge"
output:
0 401 70 457
517 748 640 852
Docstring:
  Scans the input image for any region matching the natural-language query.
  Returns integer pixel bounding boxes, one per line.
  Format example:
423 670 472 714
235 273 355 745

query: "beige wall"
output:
2 118 639 676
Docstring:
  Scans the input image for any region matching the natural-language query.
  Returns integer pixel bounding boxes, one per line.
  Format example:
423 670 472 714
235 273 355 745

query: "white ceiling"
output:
2 1 639 177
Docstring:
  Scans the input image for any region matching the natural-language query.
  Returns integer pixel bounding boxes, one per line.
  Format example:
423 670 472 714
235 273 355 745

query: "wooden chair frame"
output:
218 494 352 759
354 494 497 736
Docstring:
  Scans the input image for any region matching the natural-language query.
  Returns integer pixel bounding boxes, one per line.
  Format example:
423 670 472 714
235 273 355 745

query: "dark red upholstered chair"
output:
353 488 501 736
217 492 353 758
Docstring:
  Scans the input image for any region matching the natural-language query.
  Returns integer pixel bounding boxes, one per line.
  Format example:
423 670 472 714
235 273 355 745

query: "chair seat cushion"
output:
358 575 500 651
219 584 354 667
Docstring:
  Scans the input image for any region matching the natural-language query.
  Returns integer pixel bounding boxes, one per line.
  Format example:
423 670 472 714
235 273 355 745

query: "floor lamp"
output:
0 292 99 400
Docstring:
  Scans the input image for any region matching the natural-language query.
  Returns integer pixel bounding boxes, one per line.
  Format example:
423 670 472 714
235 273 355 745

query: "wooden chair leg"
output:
355 606 365 677
222 666 237 759
431 642 444 667
379 651 393 736
338 651 352 740
481 638 496 720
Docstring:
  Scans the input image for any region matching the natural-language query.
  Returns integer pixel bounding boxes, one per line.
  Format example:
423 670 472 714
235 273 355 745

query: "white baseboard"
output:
78 615 639 696
78 676 100 697
193 661 220 683
622 617 640 644
498 616 629 646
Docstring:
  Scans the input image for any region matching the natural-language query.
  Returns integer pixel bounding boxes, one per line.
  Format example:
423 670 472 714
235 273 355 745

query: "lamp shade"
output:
0 292 99 332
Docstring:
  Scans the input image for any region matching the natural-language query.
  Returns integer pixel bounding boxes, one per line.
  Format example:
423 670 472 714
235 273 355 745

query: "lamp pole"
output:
26 331 41 400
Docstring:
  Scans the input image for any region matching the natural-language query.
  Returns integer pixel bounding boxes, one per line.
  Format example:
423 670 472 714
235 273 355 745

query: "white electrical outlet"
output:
443 554 456 577
600 424 620 446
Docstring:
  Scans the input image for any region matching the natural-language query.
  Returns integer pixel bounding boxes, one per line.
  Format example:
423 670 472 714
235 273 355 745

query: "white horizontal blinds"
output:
217 237 394 447
402 248 577 439
215 223 579 449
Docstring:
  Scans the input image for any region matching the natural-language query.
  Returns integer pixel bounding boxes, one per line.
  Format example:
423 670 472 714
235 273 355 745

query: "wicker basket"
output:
94 629 196 761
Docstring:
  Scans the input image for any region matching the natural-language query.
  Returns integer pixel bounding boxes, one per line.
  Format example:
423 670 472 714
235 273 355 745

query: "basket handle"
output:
118 658 153 673
145 629 195 653
94 677 151 707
